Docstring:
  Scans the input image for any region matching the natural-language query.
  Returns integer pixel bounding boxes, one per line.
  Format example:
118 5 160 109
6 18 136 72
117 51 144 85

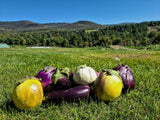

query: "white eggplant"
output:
73 65 97 84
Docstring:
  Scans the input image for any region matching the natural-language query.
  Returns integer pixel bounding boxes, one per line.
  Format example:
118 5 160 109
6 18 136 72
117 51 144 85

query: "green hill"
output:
0 20 105 32
0 20 160 47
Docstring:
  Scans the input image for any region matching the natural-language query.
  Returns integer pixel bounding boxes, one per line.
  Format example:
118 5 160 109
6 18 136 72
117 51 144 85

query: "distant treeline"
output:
0 21 160 47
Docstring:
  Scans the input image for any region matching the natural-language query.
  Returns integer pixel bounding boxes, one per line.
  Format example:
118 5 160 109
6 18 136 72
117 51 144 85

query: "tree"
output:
21 39 26 45
153 33 160 44
73 40 78 47
71 34 83 47
0 35 6 43
15 36 23 45
42 39 47 46
135 40 140 47
7 37 15 45
84 42 89 47
127 38 134 47
62 39 69 47
97 36 110 47
52 42 56 47
94 31 102 41
113 38 122 45
140 37 149 46
54 36 63 46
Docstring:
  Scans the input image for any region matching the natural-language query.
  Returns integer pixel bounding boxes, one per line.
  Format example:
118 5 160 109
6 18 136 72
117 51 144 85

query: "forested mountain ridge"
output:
0 20 160 47
0 20 105 32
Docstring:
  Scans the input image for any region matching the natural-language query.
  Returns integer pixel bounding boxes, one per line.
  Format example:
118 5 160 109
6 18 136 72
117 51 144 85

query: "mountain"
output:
55 21 104 30
0 20 45 32
106 22 136 26
0 21 43 29
0 20 105 32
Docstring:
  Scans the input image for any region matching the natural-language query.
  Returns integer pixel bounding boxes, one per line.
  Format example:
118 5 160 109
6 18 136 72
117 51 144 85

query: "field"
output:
0 47 159 120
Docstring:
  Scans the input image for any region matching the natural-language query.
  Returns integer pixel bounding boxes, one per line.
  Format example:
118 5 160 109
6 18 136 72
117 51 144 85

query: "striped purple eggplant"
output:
35 67 72 93
35 66 56 88
113 64 135 90
45 85 90 102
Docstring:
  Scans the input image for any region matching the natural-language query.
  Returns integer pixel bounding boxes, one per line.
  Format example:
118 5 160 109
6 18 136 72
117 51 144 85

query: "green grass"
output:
0 47 160 120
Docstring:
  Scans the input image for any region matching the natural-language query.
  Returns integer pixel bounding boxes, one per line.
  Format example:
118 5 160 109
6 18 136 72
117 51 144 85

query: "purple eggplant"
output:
35 66 56 88
35 67 72 93
53 77 72 90
113 64 135 90
52 68 72 90
45 85 90 102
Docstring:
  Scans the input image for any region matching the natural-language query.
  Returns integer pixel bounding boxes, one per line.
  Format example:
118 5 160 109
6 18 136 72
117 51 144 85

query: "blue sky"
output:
0 0 160 24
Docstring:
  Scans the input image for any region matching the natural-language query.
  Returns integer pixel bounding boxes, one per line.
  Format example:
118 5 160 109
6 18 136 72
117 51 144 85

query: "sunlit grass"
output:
0 47 159 119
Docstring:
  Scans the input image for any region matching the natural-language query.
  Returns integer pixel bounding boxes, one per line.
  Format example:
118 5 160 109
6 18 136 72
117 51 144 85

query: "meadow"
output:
0 47 159 120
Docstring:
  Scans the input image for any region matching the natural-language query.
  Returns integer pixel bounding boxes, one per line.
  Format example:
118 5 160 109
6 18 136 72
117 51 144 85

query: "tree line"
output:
0 21 160 47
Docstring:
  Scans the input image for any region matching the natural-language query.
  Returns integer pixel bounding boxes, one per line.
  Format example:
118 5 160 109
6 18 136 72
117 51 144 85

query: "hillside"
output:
0 21 46 32
63 21 104 30
0 20 160 47
0 20 105 32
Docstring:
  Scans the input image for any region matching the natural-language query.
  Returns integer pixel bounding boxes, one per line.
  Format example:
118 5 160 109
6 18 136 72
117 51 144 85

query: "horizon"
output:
0 0 160 25
0 19 159 25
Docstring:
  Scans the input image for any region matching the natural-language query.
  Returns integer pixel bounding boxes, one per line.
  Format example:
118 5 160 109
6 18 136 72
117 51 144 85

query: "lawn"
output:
0 47 159 119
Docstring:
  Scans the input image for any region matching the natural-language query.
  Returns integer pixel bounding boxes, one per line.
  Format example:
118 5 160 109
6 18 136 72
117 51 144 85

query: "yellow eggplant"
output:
13 77 43 109
93 70 123 101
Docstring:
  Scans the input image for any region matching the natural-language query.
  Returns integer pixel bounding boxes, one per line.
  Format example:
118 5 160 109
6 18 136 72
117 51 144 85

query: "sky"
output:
0 0 160 24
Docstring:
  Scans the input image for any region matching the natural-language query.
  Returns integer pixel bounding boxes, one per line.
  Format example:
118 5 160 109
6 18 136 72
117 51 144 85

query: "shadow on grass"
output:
42 88 110 107
0 100 21 113
42 97 89 107
122 89 132 94
1 86 121 112
89 89 110 105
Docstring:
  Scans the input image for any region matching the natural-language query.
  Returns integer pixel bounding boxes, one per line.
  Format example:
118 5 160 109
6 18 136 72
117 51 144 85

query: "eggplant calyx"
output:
124 65 129 69
52 69 64 84
103 69 120 77
77 64 87 70
16 77 40 86
102 69 112 75
60 67 70 79
43 66 56 73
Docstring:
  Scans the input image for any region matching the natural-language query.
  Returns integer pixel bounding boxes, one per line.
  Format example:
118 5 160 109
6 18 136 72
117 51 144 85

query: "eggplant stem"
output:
52 69 64 84
77 64 87 69
102 69 112 75
60 67 70 78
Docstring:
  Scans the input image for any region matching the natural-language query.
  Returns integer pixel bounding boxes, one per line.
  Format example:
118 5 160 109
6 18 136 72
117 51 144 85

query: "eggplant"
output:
54 77 72 90
93 70 123 101
43 77 72 94
36 67 72 94
45 85 90 102
54 67 73 90
73 65 97 85
96 71 100 77
60 67 73 81
43 83 55 94
113 64 135 90
35 66 56 88
52 68 72 88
